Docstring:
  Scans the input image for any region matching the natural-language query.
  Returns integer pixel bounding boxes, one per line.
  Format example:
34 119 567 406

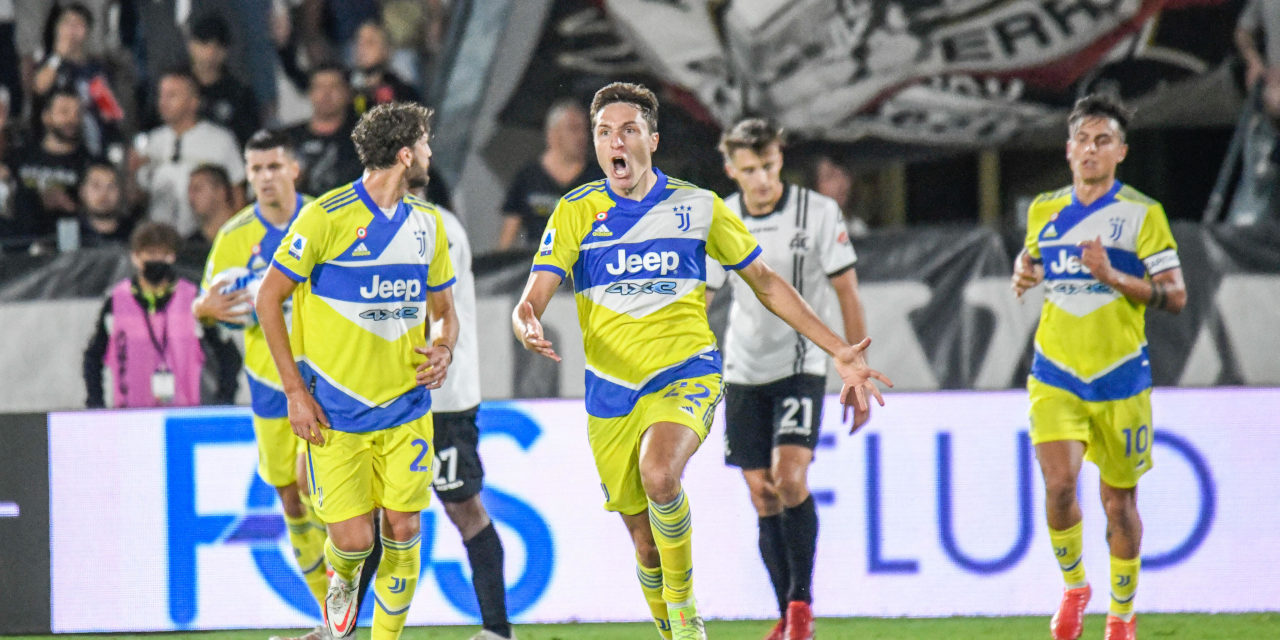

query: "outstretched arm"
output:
735 259 891 413
511 270 562 362
830 267 872 430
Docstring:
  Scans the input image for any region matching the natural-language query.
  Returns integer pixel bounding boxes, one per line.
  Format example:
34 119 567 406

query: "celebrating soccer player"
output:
1013 94 1186 640
707 118 870 640
192 129 330 633
511 82 891 640
257 102 458 640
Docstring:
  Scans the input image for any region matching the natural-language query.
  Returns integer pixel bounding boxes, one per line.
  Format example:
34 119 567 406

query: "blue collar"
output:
604 167 669 212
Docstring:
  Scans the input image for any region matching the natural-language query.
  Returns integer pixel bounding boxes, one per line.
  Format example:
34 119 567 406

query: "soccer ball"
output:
209 266 261 330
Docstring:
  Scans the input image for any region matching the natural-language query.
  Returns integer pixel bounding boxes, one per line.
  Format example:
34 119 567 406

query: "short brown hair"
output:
1068 94 1134 140
130 222 182 254
350 102 433 170
719 117 782 160
589 82 658 133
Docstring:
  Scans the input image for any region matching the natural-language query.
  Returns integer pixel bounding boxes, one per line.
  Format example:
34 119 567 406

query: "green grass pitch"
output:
13 613 1278 640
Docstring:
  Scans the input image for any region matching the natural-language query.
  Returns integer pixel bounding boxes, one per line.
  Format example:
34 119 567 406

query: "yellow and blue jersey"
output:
271 180 455 433
532 168 760 419
201 194 306 418
1025 181 1180 402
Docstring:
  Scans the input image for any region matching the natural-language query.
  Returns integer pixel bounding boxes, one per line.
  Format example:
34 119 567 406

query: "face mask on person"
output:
141 260 175 285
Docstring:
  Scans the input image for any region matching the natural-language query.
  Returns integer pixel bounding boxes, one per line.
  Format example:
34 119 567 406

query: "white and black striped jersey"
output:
709 184 857 385
431 207 481 412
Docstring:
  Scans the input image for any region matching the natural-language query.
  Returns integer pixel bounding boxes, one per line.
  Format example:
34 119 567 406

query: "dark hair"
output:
42 3 94 56
350 102 433 170
308 62 350 89
589 82 659 133
188 14 231 46
159 68 200 93
245 128 294 156
130 222 182 254
719 117 783 160
189 162 232 191
84 160 120 181
41 87 82 113
1068 94 1134 139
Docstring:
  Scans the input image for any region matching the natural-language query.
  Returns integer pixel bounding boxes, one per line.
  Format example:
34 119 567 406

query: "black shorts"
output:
724 374 826 469
431 407 485 503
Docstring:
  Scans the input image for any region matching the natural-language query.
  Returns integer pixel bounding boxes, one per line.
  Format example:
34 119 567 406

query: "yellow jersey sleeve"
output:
272 201 331 282
1024 196 1050 261
530 198 581 280
706 195 760 270
427 208 456 290
1136 202 1180 275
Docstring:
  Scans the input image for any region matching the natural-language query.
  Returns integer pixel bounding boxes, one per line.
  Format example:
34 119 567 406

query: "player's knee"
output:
748 483 781 515
330 527 376 553
1043 478 1078 514
1101 487 1139 522
382 513 423 543
775 477 809 508
639 464 681 504
443 496 491 538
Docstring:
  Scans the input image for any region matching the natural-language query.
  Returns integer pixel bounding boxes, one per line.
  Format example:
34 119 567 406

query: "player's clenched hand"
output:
834 337 892 432
193 287 251 324
287 389 329 446
415 344 451 389
1077 235 1115 284
1011 248 1043 299
513 301 561 362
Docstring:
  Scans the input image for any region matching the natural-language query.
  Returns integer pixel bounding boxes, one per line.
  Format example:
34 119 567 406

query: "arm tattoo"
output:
1148 281 1166 310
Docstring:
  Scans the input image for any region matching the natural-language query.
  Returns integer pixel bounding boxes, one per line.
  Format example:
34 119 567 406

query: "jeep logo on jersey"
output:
603 249 679 276
359 307 420 321
359 274 422 300
1047 249 1091 276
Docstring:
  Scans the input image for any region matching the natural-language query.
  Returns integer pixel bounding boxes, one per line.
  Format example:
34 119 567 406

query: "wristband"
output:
435 343 453 360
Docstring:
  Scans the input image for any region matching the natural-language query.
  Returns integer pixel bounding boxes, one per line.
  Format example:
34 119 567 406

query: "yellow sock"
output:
648 489 694 604
284 503 329 610
324 538 371 584
1109 555 1140 620
637 557 673 640
1048 521 1088 588
372 534 421 640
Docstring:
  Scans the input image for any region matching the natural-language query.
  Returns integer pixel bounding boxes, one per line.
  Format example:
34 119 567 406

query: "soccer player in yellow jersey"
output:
192 129 332 629
1012 95 1186 640
512 82 891 640
257 102 458 640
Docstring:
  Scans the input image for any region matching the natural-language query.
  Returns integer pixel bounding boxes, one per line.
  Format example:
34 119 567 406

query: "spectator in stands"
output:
83 222 240 408
285 63 363 196
78 161 132 247
350 20 419 115
10 89 91 242
182 163 236 268
497 99 601 250
187 14 261 146
813 154 870 236
1238 1 1280 114
31 2 125 159
295 0 380 72
131 69 244 238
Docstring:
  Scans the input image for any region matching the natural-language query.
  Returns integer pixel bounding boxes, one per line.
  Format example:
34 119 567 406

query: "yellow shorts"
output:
1028 377 1154 488
253 415 306 488
589 373 723 515
305 412 435 524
